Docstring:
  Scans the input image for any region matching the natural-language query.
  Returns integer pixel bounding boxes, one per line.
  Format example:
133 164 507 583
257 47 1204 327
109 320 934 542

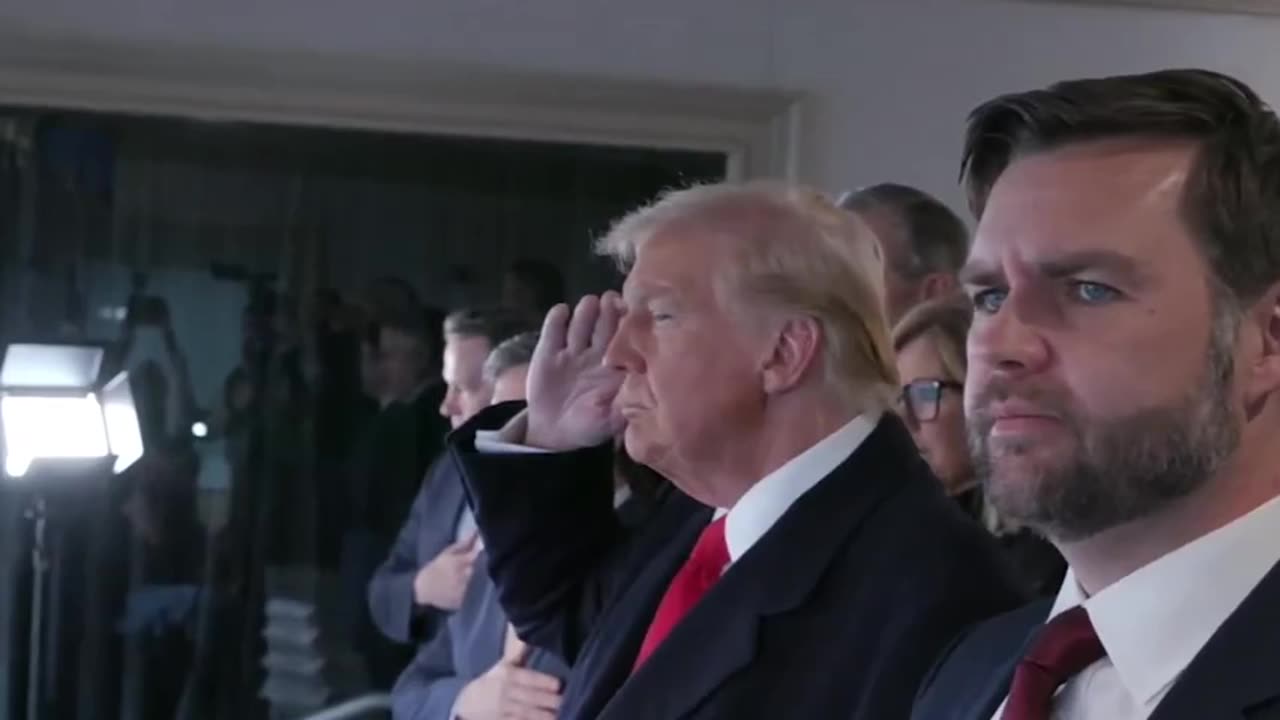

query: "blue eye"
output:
1071 281 1121 304
971 289 1007 315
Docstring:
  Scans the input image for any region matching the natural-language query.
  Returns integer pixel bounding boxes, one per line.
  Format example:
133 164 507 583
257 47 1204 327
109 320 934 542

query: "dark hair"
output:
365 275 421 321
443 306 533 348
839 184 969 276
380 305 434 343
506 258 566 314
962 68 1280 303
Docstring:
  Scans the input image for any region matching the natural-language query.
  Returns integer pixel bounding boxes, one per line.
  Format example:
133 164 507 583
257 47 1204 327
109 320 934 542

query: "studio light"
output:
0 341 144 720
0 343 143 478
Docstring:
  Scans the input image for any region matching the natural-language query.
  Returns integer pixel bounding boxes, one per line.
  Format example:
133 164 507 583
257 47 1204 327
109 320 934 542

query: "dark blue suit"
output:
390 549 570 719
912 559 1280 720
367 456 471 646
449 404 1027 720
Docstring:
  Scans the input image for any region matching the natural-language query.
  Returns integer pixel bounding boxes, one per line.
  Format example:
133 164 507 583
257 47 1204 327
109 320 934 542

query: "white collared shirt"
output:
715 412 879 563
990 493 1280 720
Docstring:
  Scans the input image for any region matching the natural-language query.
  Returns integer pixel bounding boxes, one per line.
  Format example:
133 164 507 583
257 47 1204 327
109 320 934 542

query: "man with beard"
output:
912 69 1280 720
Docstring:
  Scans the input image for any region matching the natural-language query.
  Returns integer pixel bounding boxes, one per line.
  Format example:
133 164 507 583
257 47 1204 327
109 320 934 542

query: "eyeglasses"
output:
898 379 963 425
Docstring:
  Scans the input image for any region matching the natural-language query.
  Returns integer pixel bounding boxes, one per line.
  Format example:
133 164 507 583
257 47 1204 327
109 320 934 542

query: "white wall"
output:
777 0 1280 208
2 0 1279 211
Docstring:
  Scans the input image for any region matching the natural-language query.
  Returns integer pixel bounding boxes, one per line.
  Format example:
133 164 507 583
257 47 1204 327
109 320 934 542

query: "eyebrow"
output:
1036 250 1143 281
958 259 1002 288
623 281 678 304
960 249 1143 286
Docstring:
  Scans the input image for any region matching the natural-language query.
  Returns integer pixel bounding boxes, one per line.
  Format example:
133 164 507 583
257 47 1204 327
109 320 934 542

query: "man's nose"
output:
440 388 458 418
968 293 1052 380
603 313 643 373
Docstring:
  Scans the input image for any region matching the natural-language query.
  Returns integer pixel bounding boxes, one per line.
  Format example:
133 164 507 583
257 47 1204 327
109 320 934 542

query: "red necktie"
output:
1002 606 1107 720
632 516 729 670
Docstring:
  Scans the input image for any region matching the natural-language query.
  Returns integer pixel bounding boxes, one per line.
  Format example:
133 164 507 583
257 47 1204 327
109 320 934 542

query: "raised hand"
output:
524 293 627 451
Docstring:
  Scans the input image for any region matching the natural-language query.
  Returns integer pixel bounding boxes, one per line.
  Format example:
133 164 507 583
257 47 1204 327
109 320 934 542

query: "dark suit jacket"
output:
350 387 451 538
391 548 570 720
367 455 471 646
912 558 1280 720
449 403 1027 720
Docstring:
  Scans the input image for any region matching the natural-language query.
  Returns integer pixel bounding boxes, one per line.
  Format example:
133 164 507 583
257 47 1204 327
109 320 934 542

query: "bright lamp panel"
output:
1 395 110 475
1 344 103 390
101 373 143 473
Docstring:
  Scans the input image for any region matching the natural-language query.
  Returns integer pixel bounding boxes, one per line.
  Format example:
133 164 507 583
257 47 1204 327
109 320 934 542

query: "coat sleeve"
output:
448 403 626 665
390 623 468 720
368 460 449 644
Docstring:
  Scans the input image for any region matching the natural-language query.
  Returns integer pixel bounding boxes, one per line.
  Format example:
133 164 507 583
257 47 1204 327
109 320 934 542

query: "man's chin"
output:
981 444 1070 507
623 427 654 464
624 426 674 472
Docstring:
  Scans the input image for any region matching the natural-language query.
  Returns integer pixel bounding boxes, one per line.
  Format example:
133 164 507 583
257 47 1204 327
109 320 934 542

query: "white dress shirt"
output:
990 493 1280 720
716 412 878 563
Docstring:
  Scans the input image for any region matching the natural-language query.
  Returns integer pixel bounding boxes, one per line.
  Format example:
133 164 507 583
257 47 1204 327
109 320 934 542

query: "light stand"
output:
1 342 143 720
24 496 45 720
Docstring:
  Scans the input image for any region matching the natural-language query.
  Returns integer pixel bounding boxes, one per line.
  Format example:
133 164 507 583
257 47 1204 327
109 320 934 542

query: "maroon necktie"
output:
632 516 729 671
1002 606 1107 720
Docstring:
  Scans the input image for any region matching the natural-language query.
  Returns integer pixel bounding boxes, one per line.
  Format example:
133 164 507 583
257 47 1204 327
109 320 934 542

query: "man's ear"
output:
1244 286 1280 416
760 316 823 395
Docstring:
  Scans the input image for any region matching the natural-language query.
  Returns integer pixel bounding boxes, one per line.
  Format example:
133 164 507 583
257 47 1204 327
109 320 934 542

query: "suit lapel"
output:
567 498 713 720
968 622 1042 720
600 417 918 720
602 547 775 720
1149 558 1280 720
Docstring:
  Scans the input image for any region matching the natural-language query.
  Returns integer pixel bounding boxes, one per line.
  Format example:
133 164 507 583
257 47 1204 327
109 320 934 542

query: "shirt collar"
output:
718 412 880 563
613 483 633 509
1045 493 1280 710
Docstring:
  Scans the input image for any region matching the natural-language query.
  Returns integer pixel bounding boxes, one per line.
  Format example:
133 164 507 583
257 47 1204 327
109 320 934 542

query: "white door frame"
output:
0 30 804 181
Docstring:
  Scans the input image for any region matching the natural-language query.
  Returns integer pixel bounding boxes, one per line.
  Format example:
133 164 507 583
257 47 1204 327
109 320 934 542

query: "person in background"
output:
309 289 379 570
359 321 391 406
391 331 573 720
892 296 979 507
359 275 422 330
342 305 453 689
353 308 452 546
913 68 1280 720
483 332 538 405
447 182 1024 720
893 295 1065 597
839 183 970 323
502 258 566 322
117 437 205 720
366 307 531 670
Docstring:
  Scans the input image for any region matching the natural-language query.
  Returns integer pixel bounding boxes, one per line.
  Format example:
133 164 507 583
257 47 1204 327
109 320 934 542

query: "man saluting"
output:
448 182 1024 719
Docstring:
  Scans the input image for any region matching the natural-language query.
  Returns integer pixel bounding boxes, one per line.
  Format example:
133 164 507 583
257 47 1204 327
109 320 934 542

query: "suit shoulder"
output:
912 599 1050 719
933 600 1049 680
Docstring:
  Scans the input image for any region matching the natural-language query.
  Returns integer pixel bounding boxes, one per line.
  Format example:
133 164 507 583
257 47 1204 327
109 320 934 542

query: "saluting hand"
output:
524 293 627 452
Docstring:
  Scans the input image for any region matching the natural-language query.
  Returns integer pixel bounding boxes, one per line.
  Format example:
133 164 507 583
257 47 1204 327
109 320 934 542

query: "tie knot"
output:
1025 606 1106 684
690 517 729 575
1001 606 1107 720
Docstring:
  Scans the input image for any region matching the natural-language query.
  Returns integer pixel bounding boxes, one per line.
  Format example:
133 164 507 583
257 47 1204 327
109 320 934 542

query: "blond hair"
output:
891 294 973 384
596 180 898 412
